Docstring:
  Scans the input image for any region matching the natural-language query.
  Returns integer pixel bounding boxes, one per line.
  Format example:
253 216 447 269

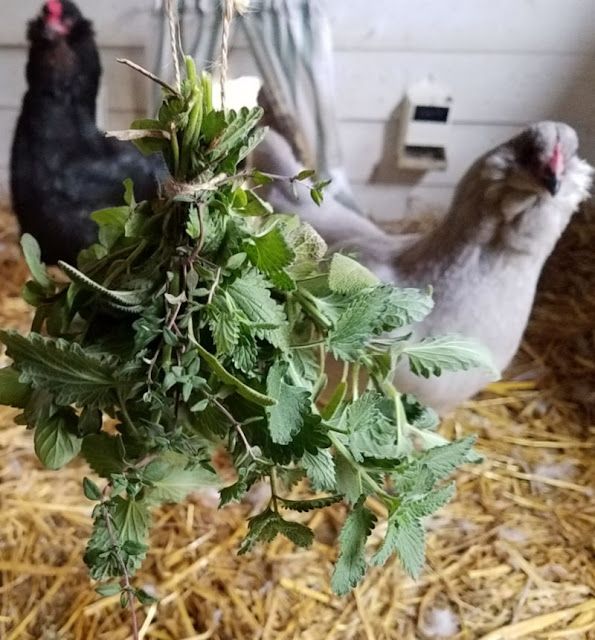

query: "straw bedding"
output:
0 205 593 640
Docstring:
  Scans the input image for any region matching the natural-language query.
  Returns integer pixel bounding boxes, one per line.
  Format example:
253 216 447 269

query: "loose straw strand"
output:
166 0 182 91
220 0 236 111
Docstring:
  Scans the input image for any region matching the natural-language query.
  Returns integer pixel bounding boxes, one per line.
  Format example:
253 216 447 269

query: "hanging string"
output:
166 0 182 90
220 0 236 111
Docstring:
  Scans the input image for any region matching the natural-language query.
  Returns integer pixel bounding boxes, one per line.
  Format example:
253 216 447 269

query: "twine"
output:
220 0 236 111
166 0 182 90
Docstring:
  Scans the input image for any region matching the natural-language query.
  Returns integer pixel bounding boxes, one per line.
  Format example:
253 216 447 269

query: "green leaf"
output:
58 262 146 308
344 392 399 462
0 332 121 408
385 287 434 327
144 455 218 504
135 588 158 605
334 452 363 504
279 495 343 512
0 366 31 408
331 501 377 595
81 433 126 478
311 188 323 206
329 254 379 294
277 519 314 548
417 436 476 481
238 508 281 554
194 342 276 407
239 190 274 216
383 512 424 578
285 222 327 279
91 206 130 229
238 508 313 554
85 497 151 579
208 298 240 356
20 234 51 289
400 335 499 378
302 449 336 492
186 205 201 239
327 287 388 361
83 477 102 501
226 270 289 350
407 483 456 519
265 362 311 444
296 169 316 181
34 409 82 470
95 583 121 597
244 224 295 291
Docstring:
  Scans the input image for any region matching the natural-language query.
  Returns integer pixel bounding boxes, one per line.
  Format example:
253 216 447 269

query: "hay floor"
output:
0 206 593 640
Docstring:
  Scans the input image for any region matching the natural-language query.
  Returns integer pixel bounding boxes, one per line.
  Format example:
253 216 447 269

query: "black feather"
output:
11 1 165 265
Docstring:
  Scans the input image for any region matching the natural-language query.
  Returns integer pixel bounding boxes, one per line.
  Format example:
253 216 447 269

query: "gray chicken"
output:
252 122 593 413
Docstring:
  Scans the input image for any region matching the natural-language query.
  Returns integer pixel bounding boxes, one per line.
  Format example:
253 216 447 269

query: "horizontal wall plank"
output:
223 47 594 132
0 1 152 47
3 1 594 53
0 46 147 112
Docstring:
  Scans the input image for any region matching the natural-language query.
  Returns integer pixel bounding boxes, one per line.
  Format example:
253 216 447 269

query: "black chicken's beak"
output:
543 170 560 196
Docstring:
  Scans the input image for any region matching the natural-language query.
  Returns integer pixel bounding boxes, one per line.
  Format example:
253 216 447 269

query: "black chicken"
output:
10 0 163 265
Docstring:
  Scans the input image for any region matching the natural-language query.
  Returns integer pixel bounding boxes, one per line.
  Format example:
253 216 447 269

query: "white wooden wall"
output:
0 0 593 221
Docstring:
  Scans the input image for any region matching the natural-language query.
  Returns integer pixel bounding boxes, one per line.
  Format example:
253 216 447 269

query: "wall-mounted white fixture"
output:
396 77 452 172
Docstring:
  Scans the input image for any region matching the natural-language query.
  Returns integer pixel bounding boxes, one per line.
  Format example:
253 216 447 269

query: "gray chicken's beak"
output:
543 171 561 196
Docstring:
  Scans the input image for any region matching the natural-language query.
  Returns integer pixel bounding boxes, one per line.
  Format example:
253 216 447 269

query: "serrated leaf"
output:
231 330 258 375
34 409 82 470
58 262 147 308
286 222 327 279
0 332 121 408
302 449 336 492
329 254 379 294
244 224 295 291
385 287 434 327
20 234 51 289
417 436 476 481
277 519 314 548
85 497 151 580
208 298 240 356
81 433 126 478
238 508 280 554
0 366 31 408
186 205 201 239
331 501 377 595
266 362 311 444
279 494 343 512
387 512 425 578
345 392 399 461
334 452 363 503
226 270 289 350
327 287 388 361
407 483 456 519
401 335 499 378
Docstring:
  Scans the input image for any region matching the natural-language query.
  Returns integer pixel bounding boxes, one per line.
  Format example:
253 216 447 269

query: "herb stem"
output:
117 390 140 439
101 501 139 640
269 468 279 512
212 398 261 461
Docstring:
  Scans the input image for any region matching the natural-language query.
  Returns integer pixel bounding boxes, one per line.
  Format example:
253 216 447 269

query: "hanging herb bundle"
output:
0 57 493 612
